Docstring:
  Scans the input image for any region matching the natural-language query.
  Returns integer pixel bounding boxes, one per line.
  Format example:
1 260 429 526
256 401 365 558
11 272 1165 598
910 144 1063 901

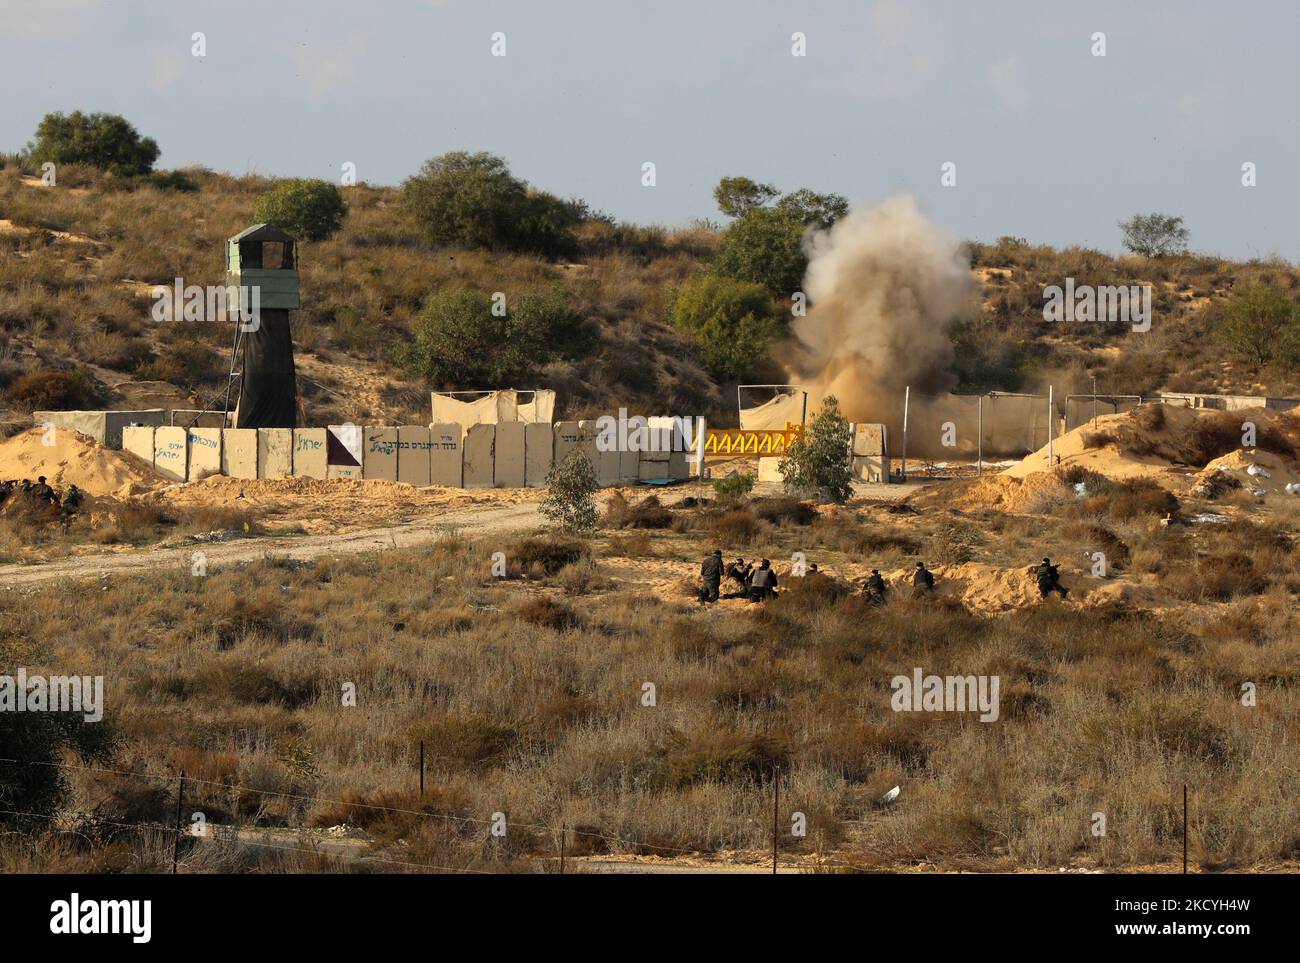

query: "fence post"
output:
1183 785 1188 874
772 764 780 876
419 740 425 797
172 770 186 875
559 822 566 875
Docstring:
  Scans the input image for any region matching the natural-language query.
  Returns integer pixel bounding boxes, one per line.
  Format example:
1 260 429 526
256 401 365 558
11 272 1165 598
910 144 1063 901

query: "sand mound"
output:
912 472 1070 513
884 561 1045 613
1002 404 1300 489
1194 449 1300 497
0 428 161 497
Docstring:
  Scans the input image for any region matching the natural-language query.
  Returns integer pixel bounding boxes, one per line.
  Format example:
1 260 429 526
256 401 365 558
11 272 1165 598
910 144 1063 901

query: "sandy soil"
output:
0 427 157 496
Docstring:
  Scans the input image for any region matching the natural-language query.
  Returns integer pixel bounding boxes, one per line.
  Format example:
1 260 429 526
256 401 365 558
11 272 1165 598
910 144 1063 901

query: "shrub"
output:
5 368 103 410
704 507 758 545
751 496 817 526
540 450 600 534
602 492 673 529
518 596 581 630
711 472 755 503
661 728 788 788
401 151 579 256
253 178 347 242
26 110 159 176
711 207 808 298
0 706 116 829
510 536 588 575
671 271 782 379
399 287 589 387
779 396 853 503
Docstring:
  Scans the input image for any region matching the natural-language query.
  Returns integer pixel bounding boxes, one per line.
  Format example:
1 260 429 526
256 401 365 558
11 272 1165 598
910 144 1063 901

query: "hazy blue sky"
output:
3 0 1295 259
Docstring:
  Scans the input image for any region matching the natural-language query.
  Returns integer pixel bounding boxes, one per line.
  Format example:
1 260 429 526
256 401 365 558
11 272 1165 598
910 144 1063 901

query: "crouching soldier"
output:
61 484 85 516
699 549 724 603
911 561 935 598
749 559 777 602
862 568 888 605
1035 556 1068 600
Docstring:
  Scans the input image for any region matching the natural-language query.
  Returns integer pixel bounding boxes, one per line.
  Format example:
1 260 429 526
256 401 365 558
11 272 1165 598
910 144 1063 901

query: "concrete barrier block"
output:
257 428 292 479
292 429 329 479
852 454 889 483
553 421 582 468
327 424 363 479
853 423 887 457
221 429 258 480
121 426 155 467
577 419 616 486
757 457 783 483
463 424 495 488
35 409 166 449
429 423 463 487
153 427 188 482
638 460 669 481
397 426 433 487
524 423 553 487
667 449 689 480
643 417 674 461
619 445 639 483
494 422 526 488
186 428 223 481
363 427 398 481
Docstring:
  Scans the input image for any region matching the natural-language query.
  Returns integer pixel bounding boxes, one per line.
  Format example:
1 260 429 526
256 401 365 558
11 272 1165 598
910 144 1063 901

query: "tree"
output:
773 188 848 229
711 208 809 298
713 176 778 218
26 111 159 176
1213 284 1300 368
779 396 853 503
401 151 579 256
253 178 347 241
671 272 782 379
541 449 600 533
1119 212 1189 257
398 287 590 387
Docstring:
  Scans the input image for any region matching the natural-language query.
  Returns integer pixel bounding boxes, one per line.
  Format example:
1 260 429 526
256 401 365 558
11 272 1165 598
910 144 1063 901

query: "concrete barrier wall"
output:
221 429 258 480
429 423 462 487
576 419 616 486
326 424 363 479
524 422 553 487
853 423 887 457
293 429 329 479
397 426 433 487
363 427 398 481
121 426 155 467
186 428 223 481
34 409 165 449
258 428 293 479
153 427 188 482
618 445 639 483
553 421 581 468
463 424 495 488
494 422 526 488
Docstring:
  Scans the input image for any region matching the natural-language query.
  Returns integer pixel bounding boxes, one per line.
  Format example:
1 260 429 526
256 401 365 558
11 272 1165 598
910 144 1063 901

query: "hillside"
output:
2 160 1298 433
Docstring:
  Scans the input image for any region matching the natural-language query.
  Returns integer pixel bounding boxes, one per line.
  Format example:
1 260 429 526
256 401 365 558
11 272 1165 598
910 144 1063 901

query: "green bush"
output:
402 151 580 256
711 473 755 502
398 287 590 387
5 368 104 410
26 111 159 176
671 272 781 379
540 449 600 534
779 396 853 503
1212 284 1300 368
253 178 347 241
711 207 809 297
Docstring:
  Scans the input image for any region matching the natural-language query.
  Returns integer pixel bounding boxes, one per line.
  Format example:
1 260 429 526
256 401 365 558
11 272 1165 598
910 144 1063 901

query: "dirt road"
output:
0 501 544 588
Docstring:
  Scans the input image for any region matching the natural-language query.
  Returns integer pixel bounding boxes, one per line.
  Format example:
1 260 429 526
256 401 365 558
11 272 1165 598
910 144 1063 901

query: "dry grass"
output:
3 506 1299 873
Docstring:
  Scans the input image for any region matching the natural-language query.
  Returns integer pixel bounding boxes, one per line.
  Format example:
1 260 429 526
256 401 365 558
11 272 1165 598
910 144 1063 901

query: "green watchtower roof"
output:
226 223 300 310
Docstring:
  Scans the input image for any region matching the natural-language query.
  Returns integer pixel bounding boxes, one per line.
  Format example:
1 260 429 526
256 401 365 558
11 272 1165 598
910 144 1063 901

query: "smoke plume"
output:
784 195 976 423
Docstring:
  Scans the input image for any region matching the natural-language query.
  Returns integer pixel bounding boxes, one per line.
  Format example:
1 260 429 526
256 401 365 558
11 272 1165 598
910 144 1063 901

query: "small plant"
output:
540 450 600 534
778 396 853 504
711 472 755 502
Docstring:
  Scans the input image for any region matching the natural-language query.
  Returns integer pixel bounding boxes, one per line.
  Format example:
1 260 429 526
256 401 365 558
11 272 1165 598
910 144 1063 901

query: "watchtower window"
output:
237 239 295 270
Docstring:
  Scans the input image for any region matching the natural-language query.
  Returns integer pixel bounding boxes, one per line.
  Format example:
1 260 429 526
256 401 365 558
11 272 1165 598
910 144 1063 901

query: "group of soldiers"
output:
698 553 1069 604
698 550 779 603
0 476 85 516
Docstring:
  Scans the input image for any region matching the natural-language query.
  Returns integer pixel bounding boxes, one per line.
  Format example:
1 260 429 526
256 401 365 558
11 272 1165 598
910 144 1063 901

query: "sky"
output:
2 0 1296 260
